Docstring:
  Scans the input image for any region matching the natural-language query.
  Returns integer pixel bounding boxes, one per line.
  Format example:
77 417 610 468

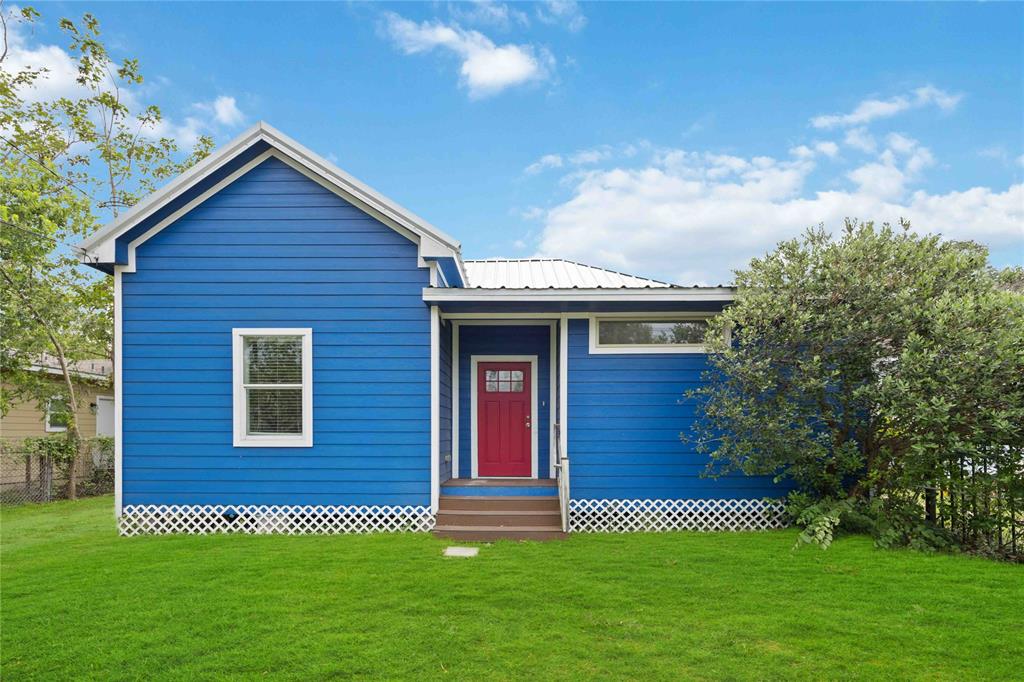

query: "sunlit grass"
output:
2 496 1020 680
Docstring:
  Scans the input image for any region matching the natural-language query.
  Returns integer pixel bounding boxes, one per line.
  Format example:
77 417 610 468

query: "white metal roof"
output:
463 258 675 289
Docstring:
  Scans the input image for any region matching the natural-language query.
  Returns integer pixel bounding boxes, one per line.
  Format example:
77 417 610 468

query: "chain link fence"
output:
0 438 114 506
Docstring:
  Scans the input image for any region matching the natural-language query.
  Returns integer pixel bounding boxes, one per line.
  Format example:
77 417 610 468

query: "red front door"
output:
477 361 532 477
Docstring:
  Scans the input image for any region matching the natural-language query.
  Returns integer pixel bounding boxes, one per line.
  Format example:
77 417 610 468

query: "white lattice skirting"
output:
119 505 436 536
569 498 788 533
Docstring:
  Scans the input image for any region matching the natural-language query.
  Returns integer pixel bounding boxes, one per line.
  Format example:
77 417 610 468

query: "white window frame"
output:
45 396 69 433
588 313 723 354
232 328 313 448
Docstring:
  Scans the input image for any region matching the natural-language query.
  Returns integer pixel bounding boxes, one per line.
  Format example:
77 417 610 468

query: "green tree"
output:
686 220 1024 554
1 6 212 498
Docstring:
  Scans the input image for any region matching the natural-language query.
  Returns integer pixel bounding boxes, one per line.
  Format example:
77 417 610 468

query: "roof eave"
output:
422 287 736 302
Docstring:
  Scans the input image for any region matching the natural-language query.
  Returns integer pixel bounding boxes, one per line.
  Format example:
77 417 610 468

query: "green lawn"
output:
2 497 1021 680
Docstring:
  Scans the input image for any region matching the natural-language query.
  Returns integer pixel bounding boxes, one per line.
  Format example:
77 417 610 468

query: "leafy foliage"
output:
687 220 1024 558
1 7 211 498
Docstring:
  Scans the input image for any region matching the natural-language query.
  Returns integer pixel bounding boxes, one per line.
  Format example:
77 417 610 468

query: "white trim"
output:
451 322 460 479
451 319 558 480
231 328 313 448
548 323 557 479
114 267 123 517
423 287 735 303
469 354 539 479
559 316 568 465
44 397 68 433
442 312 591 320
430 306 440 512
77 122 462 271
588 313 722 355
443 318 556 325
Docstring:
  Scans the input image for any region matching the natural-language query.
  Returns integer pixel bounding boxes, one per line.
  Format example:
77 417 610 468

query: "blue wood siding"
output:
566 319 784 500
439 319 453 483
121 157 431 507
457 324 552 479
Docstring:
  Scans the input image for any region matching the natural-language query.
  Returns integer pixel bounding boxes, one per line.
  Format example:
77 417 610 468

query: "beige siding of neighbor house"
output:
1 380 112 486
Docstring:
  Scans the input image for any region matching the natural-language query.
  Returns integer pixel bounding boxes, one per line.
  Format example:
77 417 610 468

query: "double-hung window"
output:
45 397 70 433
232 328 313 447
589 315 723 354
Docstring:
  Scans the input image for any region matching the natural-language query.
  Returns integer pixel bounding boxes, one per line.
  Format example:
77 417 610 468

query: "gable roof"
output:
464 258 675 289
76 122 464 281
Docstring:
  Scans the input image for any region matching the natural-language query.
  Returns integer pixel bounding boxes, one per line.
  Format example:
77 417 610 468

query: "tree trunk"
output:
66 432 79 500
0 268 82 499
925 486 937 523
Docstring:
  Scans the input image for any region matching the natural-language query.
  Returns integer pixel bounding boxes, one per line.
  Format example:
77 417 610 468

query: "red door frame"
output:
475 358 534 477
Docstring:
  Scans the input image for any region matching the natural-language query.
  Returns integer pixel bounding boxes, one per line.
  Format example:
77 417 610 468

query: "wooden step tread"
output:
434 524 563 532
439 495 558 501
439 509 559 517
433 528 568 541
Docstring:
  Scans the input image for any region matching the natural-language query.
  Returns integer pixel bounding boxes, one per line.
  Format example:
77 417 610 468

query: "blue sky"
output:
9 2 1023 283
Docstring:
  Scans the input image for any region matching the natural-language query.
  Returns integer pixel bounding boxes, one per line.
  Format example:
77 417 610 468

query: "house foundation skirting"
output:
569 498 787 533
119 504 436 536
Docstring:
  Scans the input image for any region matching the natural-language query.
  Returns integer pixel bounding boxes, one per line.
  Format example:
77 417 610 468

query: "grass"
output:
2 497 1021 680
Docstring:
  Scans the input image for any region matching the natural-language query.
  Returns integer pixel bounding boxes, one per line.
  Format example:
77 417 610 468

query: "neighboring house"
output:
77 123 785 539
1 357 114 502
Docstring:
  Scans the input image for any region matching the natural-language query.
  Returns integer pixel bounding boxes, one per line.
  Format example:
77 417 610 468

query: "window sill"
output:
233 435 313 448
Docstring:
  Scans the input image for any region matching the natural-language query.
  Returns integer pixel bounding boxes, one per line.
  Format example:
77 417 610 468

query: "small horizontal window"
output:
233 328 313 447
590 317 721 354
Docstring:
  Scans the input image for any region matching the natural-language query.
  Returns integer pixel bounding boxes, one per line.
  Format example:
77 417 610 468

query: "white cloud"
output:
2 10 246 146
568 145 613 165
524 153 564 174
381 12 553 98
450 1 530 29
814 141 839 158
524 144 623 174
533 141 1022 284
811 85 962 129
536 0 587 32
209 96 246 126
844 127 877 153
978 145 1024 169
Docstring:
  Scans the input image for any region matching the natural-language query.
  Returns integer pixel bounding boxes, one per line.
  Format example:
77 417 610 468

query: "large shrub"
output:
687 220 1023 557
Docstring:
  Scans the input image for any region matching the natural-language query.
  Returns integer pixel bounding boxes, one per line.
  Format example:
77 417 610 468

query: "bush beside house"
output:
688 221 1024 559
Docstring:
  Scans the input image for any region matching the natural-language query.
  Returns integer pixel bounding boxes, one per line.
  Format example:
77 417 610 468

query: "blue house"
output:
78 123 785 539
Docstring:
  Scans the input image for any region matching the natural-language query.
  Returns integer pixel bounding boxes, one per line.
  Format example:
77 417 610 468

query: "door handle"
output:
526 415 531 429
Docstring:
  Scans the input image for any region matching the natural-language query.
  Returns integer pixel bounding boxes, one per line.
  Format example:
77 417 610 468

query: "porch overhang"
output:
422 286 735 313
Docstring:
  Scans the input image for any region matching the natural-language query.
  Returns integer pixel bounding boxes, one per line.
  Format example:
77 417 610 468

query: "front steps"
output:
434 479 567 541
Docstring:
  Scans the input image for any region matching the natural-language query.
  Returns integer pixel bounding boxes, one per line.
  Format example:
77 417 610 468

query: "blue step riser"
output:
440 486 556 497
